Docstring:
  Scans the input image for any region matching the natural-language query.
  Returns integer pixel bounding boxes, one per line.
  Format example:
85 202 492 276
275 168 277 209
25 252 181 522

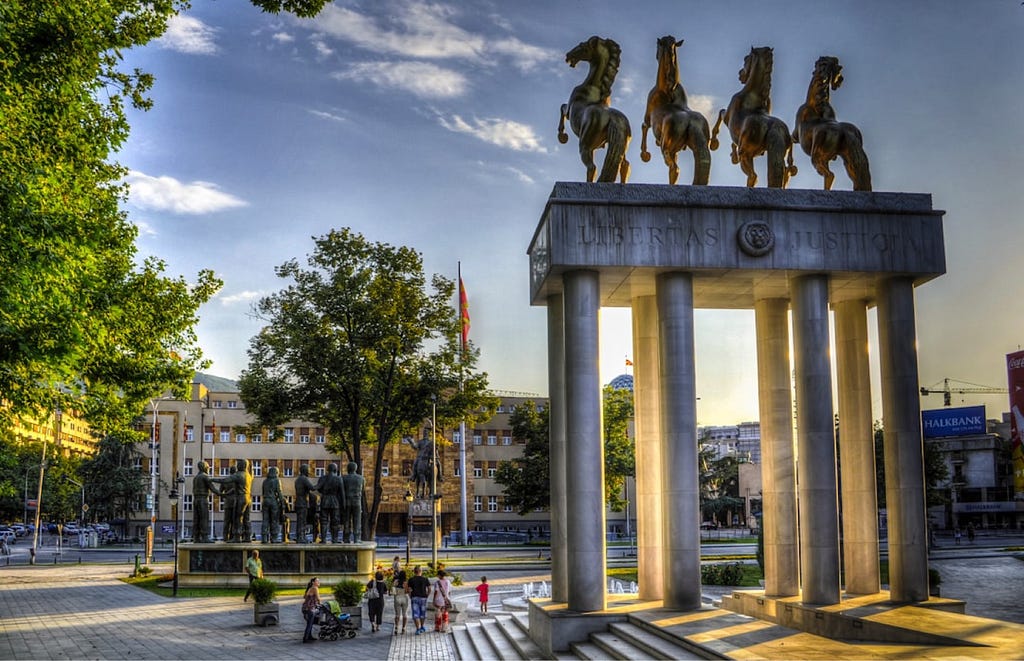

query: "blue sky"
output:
121 0 1024 424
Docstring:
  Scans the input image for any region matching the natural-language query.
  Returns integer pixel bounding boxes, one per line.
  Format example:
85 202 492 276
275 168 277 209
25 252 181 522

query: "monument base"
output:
176 541 377 588
527 596 633 656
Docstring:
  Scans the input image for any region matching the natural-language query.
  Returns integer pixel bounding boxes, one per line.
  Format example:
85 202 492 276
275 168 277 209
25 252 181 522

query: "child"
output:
475 576 489 614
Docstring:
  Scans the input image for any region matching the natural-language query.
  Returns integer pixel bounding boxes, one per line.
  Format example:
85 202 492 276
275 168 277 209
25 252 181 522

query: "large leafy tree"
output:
699 442 744 524
238 229 495 539
0 433 83 525
495 385 636 514
80 432 147 539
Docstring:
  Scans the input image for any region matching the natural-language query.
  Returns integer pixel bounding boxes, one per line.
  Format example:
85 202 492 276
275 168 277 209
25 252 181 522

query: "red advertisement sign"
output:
1007 350 1024 499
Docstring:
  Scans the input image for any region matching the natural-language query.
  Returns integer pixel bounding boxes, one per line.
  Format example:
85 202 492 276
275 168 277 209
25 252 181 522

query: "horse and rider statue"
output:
405 436 443 499
557 35 870 191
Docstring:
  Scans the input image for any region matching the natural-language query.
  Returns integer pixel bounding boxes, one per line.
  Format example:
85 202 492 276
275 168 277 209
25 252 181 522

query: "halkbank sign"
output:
921 405 986 439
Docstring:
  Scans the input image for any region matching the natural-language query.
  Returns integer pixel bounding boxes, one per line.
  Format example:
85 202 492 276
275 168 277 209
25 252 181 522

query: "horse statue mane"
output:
792 55 872 191
640 35 717 185
711 45 796 188
557 36 632 183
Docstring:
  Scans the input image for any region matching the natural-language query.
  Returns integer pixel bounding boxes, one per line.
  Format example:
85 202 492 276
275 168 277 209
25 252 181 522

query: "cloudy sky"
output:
120 0 1024 425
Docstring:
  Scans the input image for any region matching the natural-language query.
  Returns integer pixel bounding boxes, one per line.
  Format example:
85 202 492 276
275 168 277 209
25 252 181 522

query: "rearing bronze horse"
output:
640 36 717 185
793 56 871 191
557 36 631 183
711 46 796 188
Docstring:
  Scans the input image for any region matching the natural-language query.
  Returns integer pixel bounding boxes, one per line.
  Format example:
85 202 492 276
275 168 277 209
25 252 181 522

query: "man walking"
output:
243 549 263 602
407 565 431 635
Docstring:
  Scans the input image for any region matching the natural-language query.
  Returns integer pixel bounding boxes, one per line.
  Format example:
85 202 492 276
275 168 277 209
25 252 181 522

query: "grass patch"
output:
120 574 307 599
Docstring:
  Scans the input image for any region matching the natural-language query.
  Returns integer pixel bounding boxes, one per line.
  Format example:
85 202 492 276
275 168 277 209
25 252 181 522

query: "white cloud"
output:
157 15 218 55
309 109 347 123
687 94 718 120
126 171 248 215
437 114 546 153
311 36 335 59
507 167 536 185
310 2 557 71
334 61 467 99
272 32 295 43
219 290 263 306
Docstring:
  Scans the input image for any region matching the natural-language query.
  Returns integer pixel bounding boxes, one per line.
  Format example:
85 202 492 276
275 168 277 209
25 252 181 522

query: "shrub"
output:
250 578 278 605
701 562 745 586
333 579 365 606
928 567 941 586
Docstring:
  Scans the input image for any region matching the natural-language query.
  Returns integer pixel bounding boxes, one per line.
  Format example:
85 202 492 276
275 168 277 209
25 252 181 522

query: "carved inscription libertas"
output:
577 222 720 247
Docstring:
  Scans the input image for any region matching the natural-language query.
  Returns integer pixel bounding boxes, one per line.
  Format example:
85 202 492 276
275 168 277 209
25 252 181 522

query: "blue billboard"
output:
921 405 986 439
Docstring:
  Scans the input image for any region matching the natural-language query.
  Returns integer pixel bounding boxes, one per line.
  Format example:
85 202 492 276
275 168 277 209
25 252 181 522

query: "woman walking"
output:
392 568 410 634
432 569 452 633
367 570 387 633
301 577 321 643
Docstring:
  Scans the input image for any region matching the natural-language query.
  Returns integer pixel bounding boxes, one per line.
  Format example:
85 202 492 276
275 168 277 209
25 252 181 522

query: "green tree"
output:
495 386 636 514
80 432 147 540
238 229 495 539
699 440 744 525
494 402 550 515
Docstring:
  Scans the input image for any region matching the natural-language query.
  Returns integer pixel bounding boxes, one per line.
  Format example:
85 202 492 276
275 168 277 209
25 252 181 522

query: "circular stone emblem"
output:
737 220 775 257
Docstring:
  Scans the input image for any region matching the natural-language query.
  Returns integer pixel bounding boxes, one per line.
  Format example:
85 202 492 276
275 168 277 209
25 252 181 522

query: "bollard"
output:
78 556 82 565
133 554 141 577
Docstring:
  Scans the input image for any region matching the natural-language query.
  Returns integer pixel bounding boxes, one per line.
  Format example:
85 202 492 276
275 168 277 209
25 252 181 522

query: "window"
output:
183 458 194 477
284 428 294 443
473 434 482 445
213 400 222 408
503 500 513 513
487 467 497 478
452 431 461 444
219 465 230 476
497 404 506 413
473 496 482 512
227 400 238 409
316 434 325 444
252 462 263 477
183 494 194 512
487 434 497 446
219 430 230 443
251 495 262 513
473 462 482 478
315 466 325 477
235 433 246 443
218 498 225 512
488 496 498 512
453 461 461 477
185 426 194 442
502 435 512 445
283 465 293 477
133 457 142 470
203 430 213 443
300 434 310 444
252 433 262 444
381 460 390 477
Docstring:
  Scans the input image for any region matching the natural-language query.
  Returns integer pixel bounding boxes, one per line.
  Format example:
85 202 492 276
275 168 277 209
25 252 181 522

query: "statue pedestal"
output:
176 541 377 588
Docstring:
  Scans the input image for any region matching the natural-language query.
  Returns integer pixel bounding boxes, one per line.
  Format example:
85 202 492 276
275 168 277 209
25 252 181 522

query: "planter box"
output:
254 602 280 627
339 604 362 630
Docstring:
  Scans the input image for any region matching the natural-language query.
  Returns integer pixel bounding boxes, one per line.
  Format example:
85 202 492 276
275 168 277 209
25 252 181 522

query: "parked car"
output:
0 530 16 544
700 522 718 530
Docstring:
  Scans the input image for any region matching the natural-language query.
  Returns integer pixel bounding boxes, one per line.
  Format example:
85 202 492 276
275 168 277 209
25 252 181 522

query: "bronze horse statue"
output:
557 36 631 183
711 46 796 188
641 36 717 185
793 56 871 191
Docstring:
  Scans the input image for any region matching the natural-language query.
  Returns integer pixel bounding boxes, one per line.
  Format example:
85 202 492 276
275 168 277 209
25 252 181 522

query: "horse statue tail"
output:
765 122 795 189
599 112 631 183
842 128 872 191
709 108 725 151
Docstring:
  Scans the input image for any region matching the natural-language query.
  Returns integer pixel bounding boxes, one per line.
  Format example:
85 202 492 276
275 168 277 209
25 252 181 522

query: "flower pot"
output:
340 604 362 629
254 602 280 626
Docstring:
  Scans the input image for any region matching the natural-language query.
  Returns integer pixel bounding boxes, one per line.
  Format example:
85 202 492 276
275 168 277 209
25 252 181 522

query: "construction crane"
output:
919 378 1008 407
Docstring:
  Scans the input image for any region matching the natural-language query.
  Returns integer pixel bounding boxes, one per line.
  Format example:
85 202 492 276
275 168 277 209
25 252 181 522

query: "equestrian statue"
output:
405 435 442 500
557 36 632 183
640 36 717 185
792 56 871 191
711 46 797 188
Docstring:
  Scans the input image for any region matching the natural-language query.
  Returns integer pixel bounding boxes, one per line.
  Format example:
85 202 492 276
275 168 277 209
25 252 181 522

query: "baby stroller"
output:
316 601 358 640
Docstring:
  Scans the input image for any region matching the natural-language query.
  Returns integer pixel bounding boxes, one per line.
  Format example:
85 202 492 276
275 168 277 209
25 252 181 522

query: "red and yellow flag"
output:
459 277 470 353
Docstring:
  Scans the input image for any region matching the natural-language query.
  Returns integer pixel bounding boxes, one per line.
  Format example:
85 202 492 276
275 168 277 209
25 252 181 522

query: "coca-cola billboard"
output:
1007 351 1024 499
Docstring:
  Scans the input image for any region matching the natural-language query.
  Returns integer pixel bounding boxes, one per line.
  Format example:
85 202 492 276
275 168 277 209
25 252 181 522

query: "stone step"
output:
590 630 658 659
481 616 524 660
463 620 501 660
495 614 545 660
570 640 614 660
608 621 708 659
452 626 480 661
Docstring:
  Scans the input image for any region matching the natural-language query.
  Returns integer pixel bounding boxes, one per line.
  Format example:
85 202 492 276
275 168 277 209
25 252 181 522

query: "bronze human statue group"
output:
190 460 365 544
560 35 871 191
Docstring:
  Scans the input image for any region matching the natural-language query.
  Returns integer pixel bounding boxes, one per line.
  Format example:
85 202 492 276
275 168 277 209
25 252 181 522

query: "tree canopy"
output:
239 228 496 539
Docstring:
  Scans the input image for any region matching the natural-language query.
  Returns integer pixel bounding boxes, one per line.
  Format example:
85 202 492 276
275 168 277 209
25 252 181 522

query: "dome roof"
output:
608 373 634 391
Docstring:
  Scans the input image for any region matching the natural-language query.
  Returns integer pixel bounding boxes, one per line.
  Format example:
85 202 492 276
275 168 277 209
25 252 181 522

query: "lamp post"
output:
31 405 60 565
23 463 43 526
430 395 439 569
404 489 414 566
169 474 184 597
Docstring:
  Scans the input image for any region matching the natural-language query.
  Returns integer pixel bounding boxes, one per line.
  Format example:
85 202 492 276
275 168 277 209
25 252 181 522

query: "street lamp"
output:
169 473 184 597
23 463 44 526
404 489 414 566
430 395 439 569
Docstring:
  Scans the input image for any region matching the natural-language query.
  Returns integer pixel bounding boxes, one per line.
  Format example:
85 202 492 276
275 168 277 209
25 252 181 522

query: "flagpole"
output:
458 262 469 546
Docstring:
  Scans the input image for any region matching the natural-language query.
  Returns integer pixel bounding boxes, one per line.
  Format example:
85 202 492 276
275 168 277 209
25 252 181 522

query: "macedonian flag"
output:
459 277 470 353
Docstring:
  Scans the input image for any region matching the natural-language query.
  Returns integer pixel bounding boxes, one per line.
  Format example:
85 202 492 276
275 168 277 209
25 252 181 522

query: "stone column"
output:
790 275 840 605
563 270 606 612
631 295 663 600
877 277 929 602
656 272 701 610
547 293 568 603
834 299 880 595
754 298 799 597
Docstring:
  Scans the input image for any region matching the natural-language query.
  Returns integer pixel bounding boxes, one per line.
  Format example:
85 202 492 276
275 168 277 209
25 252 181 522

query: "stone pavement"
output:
0 563 454 660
